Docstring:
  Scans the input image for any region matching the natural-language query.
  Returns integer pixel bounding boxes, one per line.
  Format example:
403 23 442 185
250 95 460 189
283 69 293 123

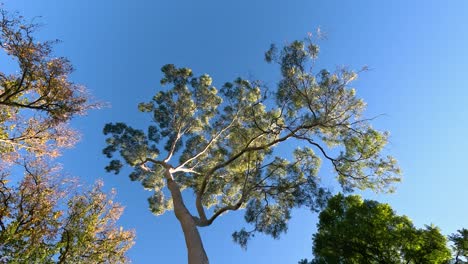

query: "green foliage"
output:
103 35 400 249
308 194 451 264
450 229 468 263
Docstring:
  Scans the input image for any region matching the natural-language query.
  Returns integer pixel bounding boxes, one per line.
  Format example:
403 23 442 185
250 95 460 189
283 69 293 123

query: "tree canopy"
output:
0 8 134 263
103 33 400 263
301 194 453 264
0 160 134 263
0 8 93 162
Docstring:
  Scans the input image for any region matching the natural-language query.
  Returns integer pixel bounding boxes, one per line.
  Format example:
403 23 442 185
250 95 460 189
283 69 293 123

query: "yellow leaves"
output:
0 9 134 262
0 14 92 163
286 67 296 77
245 86 261 103
199 74 213 87
53 211 63 220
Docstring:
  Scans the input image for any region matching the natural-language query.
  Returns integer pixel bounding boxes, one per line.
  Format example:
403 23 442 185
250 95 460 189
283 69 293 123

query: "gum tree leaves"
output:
103 36 401 250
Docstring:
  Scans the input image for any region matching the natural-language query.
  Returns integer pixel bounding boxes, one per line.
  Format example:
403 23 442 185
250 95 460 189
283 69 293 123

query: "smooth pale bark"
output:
167 177 209 264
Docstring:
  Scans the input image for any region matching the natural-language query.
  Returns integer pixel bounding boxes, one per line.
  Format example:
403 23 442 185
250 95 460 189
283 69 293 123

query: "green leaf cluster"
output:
309 194 452 264
450 229 468 263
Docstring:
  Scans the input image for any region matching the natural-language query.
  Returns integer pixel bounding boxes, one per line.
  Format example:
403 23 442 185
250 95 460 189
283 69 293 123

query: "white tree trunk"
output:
178 213 209 264
167 178 209 264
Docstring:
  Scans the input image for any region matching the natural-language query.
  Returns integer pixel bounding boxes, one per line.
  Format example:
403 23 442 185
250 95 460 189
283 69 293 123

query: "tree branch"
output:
176 115 238 171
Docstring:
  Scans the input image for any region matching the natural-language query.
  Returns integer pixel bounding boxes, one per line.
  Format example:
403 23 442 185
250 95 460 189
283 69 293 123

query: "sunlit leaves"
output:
103 35 400 249
58 181 135 264
0 9 94 165
232 150 329 248
0 7 134 263
309 194 451 264
0 9 134 263
148 192 173 216
0 161 135 263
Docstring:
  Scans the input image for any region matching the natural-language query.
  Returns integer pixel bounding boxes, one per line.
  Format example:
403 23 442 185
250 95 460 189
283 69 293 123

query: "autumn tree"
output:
103 35 401 264
0 8 90 162
0 160 134 263
0 7 135 263
301 194 451 264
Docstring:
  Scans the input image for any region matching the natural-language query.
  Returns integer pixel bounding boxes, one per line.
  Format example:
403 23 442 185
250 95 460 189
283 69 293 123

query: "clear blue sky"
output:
4 0 468 263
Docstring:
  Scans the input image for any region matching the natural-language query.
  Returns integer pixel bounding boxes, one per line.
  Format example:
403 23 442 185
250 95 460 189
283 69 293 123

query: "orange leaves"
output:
0 161 135 262
0 9 134 262
0 9 94 165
